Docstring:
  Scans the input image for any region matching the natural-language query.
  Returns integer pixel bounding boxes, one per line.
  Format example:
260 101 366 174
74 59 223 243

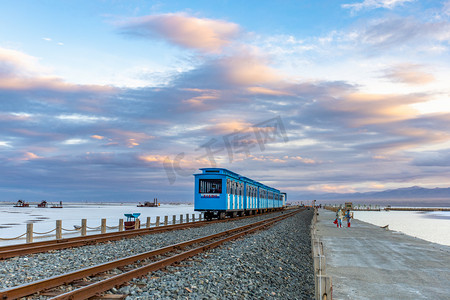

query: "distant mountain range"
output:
297 186 450 206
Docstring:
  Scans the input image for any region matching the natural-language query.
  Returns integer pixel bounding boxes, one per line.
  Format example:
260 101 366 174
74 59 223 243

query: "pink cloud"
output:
121 13 240 53
383 63 435 85
246 86 292 96
0 47 116 94
217 53 282 85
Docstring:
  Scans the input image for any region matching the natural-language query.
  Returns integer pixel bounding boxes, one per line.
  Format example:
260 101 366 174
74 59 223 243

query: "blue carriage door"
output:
232 180 236 209
227 178 231 210
264 189 267 209
252 186 256 209
244 183 251 209
240 182 244 210
275 193 279 208
249 186 253 209
260 189 264 209
258 188 262 209
253 186 256 209
237 182 241 210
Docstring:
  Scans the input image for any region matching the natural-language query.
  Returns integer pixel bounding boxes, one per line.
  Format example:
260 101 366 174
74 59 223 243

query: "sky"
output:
1 0 450 203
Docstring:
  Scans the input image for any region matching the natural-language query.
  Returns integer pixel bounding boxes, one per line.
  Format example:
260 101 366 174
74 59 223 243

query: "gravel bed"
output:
116 209 315 299
0 211 304 291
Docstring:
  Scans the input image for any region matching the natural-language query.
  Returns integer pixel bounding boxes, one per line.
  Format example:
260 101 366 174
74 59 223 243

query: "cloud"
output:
21 152 43 160
382 63 435 85
119 13 240 53
62 138 88 145
342 0 415 13
412 149 450 166
353 17 450 51
171 50 283 91
0 47 115 94
246 86 292 96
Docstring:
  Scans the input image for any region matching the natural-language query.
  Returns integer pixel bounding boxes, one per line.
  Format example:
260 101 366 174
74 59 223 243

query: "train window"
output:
227 179 230 194
199 179 222 194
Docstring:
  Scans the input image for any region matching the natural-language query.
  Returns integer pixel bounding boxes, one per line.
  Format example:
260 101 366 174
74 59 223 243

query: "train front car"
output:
194 168 242 220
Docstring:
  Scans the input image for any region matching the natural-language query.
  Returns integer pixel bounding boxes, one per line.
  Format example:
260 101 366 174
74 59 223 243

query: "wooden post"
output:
172 215 176 225
186 213 189 223
135 218 140 229
26 223 33 243
316 275 332 300
146 217 151 228
118 219 124 232
81 219 87 236
56 220 62 239
101 218 106 234
180 214 183 224
156 216 160 227
192 213 195 222
164 216 168 226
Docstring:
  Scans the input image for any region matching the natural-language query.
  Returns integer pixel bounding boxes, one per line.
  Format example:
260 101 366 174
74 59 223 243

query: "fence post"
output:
164 216 168 226
156 216 160 227
119 219 124 231
180 214 183 224
101 219 107 234
192 213 195 222
172 215 176 225
26 223 33 243
186 213 189 223
146 217 151 228
81 219 87 236
56 220 62 239
135 218 140 229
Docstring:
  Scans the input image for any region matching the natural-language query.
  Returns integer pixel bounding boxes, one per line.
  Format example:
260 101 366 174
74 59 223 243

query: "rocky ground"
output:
0 209 315 299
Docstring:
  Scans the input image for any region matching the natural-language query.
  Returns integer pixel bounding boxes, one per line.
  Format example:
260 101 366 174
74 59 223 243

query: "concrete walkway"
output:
315 209 450 299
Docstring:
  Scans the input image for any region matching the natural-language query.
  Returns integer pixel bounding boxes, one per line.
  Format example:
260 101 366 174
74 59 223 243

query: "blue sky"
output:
1 0 450 202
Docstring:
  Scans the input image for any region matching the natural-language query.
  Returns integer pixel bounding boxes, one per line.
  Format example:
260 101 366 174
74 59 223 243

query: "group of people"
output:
335 208 352 228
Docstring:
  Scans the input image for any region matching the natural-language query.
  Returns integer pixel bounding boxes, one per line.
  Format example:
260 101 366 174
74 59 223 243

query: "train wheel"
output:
204 212 212 221
219 212 226 220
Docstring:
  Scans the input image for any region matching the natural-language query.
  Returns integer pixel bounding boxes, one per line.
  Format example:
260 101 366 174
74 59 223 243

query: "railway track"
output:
0 211 284 260
0 210 299 300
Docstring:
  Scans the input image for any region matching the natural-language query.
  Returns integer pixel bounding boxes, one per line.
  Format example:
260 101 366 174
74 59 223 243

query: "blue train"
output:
194 168 286 220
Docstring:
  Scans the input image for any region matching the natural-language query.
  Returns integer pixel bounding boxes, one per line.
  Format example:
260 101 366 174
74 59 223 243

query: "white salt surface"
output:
354 210 450 246
0 203 196 246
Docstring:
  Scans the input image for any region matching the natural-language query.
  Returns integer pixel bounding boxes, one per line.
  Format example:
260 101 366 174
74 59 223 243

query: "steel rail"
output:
0 210 284 260
0 210 299 300
50 211 297 300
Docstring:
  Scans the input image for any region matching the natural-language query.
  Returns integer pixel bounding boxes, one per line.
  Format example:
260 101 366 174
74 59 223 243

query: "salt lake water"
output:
0 203 197 246
354 209 450 246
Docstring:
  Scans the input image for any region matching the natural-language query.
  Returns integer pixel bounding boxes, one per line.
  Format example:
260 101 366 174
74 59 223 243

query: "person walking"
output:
336 208 344 228
345 209 352 227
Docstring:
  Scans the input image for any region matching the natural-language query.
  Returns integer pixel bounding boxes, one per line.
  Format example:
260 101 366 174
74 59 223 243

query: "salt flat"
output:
0 203 196 246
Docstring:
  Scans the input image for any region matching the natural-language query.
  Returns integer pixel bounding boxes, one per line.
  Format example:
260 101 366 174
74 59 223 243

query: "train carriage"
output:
194 168 285 220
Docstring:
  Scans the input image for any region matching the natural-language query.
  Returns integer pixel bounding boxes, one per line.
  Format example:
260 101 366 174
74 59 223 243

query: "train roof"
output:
197 168 241 178
195 168 280 192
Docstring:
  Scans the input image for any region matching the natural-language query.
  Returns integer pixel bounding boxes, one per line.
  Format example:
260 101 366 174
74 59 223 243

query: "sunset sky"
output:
1 0 450 202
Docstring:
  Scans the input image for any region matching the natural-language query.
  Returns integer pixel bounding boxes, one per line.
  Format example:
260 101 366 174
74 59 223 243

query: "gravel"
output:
0 209 315 299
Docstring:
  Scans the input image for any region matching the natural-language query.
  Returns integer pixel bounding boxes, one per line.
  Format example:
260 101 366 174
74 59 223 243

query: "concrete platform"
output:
315 209 450 299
